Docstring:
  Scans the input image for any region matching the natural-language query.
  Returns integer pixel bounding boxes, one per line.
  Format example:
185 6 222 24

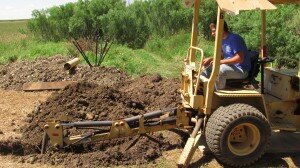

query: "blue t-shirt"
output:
222 33 251 72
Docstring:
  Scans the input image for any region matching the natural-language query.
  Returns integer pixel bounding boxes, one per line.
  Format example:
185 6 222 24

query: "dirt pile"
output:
22 75 181 140
12 80 182 165
0 56 187 167
0 55 130 90
18 80 185 166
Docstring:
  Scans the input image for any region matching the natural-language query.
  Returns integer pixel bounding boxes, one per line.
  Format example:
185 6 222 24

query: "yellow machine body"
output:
264 68 300 131
180 0 300 131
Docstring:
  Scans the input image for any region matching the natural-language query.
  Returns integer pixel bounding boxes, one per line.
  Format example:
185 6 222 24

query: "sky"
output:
0 0 133 20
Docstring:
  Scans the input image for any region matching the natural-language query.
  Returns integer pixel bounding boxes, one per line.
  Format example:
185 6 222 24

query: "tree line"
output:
28 0 299 68
28 0 193 49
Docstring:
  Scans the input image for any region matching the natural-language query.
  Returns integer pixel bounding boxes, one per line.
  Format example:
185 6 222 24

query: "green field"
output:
0 20 27 33
0 20 215 78
0 20 73 65
0 20 27 43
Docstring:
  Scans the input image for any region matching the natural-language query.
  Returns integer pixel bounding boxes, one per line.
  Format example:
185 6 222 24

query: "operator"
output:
201 21 251 90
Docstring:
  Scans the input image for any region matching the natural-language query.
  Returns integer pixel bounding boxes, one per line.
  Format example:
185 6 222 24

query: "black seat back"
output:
226 50 260 87
247 50 260 82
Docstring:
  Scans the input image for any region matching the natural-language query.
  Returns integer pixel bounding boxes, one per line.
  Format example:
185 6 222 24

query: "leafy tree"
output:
28 3 75 41
28 10 54 40
227 4 299 68
68 0 93 40
198 0 217 38
147 0 193 37
48 3 75 40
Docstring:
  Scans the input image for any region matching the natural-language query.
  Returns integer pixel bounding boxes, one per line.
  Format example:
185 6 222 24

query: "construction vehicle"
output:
42 0 300 167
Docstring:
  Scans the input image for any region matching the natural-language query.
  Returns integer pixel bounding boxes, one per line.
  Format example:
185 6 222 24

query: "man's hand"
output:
203 57 213 66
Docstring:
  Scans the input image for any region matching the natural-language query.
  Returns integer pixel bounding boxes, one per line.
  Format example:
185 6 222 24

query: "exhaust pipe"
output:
64 58 80 70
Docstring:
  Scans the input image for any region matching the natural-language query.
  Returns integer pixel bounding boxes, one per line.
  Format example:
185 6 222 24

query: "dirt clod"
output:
85 113 94 120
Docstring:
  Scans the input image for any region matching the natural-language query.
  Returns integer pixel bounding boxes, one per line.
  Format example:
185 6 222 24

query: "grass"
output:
102 33 214 78
0 20 214 78
0 39 73 64
0 20 73 64
0 20 27 43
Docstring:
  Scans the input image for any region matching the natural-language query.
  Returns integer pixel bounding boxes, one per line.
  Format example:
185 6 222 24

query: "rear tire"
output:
205 103 271 167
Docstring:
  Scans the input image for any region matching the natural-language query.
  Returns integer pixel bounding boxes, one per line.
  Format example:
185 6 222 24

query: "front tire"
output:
205 103 271 167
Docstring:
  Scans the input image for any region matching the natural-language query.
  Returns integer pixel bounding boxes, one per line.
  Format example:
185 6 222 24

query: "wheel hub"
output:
228 123 261 156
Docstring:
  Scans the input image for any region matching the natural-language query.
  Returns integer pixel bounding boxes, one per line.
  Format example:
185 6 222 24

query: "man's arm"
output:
220 51 244 65
203 53 224 66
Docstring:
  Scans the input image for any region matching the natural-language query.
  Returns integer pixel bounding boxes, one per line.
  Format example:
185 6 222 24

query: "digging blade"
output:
177 118 203 167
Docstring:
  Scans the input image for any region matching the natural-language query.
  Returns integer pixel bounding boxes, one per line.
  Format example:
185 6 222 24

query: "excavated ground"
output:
0 55 130 90
0 56 187 167
0 56 299 168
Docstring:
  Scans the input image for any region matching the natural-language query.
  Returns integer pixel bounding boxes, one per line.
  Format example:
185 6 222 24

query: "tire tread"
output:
205 103 271 167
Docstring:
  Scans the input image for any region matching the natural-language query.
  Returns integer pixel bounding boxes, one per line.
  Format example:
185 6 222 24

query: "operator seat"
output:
226 50 260 88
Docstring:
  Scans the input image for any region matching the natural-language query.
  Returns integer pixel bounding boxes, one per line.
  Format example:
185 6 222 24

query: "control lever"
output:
258 57 274 94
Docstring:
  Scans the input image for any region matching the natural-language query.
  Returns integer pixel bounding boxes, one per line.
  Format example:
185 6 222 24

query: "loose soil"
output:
0 55 130 90
18 80 184 167
0 56 185 167
0 56 299 167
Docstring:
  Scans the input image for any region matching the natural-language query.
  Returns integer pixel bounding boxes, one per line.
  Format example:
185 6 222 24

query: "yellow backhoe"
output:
42 0 300 167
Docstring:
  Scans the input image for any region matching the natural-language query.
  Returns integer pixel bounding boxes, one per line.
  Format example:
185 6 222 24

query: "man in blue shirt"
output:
202 22 251 89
